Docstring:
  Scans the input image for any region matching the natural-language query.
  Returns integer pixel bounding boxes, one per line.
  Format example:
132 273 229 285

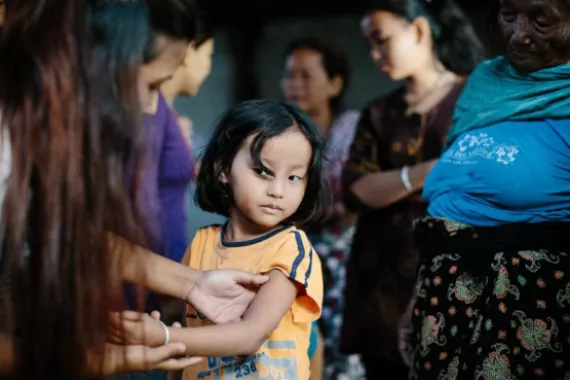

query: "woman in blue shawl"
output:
407 0 570 378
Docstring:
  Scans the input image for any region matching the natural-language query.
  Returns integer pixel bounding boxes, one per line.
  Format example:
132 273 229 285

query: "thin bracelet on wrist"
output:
157 319 170 346
401 166 413 193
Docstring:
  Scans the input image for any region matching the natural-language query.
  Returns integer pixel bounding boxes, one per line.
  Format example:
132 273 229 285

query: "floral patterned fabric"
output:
409 217 570 379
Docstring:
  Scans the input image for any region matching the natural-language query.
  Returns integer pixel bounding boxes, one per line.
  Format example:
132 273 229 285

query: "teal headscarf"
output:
446 55 570 147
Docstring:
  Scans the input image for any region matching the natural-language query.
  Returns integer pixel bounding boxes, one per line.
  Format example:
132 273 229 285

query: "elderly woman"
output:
408 0 570 378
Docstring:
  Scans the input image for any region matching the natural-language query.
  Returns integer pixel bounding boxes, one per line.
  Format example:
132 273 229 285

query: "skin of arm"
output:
343 104 438 211
173 270 297 356
118 270 298 357
110 233 197 300
111 234 269 324
350 159 437 209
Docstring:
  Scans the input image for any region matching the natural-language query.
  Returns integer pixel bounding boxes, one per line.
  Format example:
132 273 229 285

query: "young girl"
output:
115 99 328 380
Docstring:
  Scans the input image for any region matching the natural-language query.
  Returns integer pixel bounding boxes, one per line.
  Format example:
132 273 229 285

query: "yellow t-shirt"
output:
182 224 323 380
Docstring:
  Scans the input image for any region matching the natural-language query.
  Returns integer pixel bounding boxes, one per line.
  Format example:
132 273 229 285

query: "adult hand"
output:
88 342 198 375
186 269 269 324
109 311 170 348
178 116 193 145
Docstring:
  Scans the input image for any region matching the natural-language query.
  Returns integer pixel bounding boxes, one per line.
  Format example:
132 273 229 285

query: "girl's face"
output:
169 38 215 96
361 10 432 81
281 48 342 115
499 0 570 71
222 127 312 232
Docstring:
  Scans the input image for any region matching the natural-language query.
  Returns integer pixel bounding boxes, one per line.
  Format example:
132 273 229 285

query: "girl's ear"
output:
214 160 229 183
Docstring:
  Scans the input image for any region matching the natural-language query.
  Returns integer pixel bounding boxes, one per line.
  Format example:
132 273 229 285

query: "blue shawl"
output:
446 55 570 147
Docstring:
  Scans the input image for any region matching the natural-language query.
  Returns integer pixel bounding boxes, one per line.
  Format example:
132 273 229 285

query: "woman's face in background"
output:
499 0 570 71
140 34 188 91
361 10 429 81
281 48 341 114
174 38 215 96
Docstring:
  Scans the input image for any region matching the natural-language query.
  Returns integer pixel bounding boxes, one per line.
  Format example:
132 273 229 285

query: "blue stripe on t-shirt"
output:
289 231 305 280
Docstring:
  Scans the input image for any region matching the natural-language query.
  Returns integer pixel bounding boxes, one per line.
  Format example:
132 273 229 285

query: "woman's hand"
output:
87 341 199 375
114 236 267 323
107 310 203 373
187 269 269 324
110 311 169 348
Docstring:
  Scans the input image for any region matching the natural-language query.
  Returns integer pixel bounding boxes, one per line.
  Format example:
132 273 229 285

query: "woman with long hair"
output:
340 0 484 377
0 0 150 376
0 0 266 377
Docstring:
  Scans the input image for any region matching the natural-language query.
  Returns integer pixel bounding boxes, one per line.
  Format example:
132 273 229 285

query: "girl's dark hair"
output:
196 99 331 226
283 37 350 114
144 0 198 62
0 0 146 378
364 0 486 75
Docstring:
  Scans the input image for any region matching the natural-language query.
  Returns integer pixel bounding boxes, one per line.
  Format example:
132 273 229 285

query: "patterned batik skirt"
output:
409 218 570 380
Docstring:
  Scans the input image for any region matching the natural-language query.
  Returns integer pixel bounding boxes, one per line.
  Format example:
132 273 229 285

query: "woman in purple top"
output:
143 93 193 263
158 25 216 262
125 0 194 318
133 7 216 323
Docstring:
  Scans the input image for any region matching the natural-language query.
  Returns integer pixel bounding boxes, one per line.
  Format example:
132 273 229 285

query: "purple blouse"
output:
142 93 193 262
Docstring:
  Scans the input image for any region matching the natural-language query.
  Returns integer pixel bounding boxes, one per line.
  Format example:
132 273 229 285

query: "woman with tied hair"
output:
0 0 266 378
281 37 364 379
340 0 484 377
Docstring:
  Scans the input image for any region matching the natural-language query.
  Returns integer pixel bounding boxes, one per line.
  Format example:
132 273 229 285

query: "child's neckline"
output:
220 223 294 247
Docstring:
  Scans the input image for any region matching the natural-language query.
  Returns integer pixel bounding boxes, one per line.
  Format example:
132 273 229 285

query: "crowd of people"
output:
1 0 570 379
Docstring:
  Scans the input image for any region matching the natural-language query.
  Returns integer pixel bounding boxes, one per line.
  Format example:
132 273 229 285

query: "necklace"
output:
404 70 458 163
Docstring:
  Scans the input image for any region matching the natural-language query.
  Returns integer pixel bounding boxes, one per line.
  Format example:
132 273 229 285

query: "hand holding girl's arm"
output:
114 270 298 357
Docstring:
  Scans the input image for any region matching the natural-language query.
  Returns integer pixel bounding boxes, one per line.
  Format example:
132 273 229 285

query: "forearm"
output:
350 161 432 209
109 233 200 300
0 335 13 374
169 321 265 357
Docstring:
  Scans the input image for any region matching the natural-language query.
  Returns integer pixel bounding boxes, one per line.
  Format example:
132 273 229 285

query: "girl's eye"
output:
254 168 272 177
289 175 303 182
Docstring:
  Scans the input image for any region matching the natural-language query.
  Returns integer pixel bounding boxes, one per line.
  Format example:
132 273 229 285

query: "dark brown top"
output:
340 80 466 356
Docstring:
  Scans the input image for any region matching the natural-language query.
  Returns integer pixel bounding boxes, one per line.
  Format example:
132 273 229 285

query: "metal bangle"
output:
157 319 170 346
401 166 413 193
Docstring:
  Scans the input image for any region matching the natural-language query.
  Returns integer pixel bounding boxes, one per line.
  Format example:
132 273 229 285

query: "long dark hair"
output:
364 0 486 75
196 100 331 226
0 0 146 378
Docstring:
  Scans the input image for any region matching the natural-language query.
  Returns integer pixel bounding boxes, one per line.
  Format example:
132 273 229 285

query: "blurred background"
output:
180 0 493 237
